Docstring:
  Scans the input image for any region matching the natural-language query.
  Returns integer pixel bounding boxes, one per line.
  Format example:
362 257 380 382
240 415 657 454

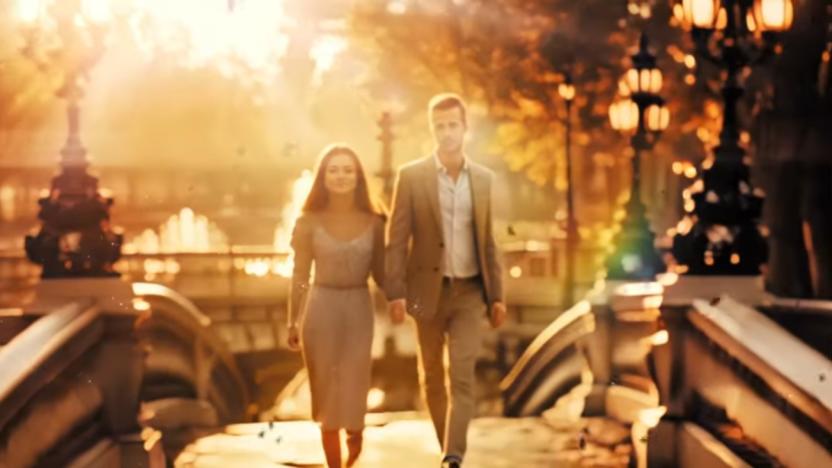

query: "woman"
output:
287 143 387 468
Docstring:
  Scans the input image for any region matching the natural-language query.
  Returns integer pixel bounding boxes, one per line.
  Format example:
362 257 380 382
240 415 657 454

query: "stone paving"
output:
173 414 632 468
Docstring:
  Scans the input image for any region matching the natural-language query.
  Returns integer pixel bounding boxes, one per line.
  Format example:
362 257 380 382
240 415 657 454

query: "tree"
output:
349 0 717 230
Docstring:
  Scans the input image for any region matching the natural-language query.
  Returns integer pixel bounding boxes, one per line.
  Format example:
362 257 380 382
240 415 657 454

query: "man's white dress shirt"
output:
434 153 480 279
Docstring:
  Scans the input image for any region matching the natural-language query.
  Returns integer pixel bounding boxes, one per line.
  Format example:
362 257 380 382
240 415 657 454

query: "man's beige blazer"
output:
385 156 504 319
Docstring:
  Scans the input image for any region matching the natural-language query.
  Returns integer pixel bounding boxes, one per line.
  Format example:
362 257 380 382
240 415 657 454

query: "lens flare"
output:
129 0 293 87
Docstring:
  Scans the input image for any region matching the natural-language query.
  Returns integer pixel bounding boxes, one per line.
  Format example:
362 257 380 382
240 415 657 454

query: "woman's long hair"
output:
301 143 385 216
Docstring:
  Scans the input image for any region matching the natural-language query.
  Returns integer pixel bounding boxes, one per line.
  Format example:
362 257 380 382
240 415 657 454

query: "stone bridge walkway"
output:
173 414 633 467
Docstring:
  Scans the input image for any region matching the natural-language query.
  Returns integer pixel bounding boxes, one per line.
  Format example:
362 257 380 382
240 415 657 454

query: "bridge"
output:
1 257 829 466
1 1 831 465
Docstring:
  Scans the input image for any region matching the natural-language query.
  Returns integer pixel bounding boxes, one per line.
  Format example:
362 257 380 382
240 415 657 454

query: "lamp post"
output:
17 0 123 278
606 33 670 281
558 74 578 308
670 0 795 274
376 111 395 200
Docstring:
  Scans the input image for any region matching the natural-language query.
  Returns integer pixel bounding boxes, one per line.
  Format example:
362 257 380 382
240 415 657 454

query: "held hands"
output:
287 324 301 351
388 298 407 325
489 302 507 329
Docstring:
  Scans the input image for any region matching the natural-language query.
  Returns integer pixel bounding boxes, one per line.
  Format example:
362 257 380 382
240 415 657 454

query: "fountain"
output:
123 207 229 254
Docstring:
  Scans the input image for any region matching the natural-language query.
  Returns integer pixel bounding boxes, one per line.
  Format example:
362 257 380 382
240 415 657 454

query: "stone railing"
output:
652 294 832 468
499 300 596 417
133 282 250 425
0 300 161 467
0 278 253 466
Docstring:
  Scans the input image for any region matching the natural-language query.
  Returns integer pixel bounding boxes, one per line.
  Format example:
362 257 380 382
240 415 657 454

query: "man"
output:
386 93 506 468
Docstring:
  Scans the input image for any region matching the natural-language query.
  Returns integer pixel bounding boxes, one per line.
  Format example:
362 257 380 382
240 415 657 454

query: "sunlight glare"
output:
81 0 112 24
309 34 348 86
273 171 315 277
129 0 292 87
16 0 46 23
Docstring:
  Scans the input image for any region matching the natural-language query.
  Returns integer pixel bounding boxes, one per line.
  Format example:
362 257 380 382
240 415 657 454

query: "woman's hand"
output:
388 299 406 325
287 324 301 351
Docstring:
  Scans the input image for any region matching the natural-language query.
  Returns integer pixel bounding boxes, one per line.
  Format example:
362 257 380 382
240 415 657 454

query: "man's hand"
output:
389 299 407 324
489 302 507 329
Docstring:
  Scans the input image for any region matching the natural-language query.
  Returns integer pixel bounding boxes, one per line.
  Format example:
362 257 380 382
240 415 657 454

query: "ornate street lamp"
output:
609 98 640 133
670 0 794 275
605 33 669 281
750 0 795 32
559 73 578 308
674 0 794 33
673 0 723 29
16 0 123 278
646 101 671 132
376 111 395 200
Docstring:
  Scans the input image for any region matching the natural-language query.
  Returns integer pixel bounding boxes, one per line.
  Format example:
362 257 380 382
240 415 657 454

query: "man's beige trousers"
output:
414 277 486 459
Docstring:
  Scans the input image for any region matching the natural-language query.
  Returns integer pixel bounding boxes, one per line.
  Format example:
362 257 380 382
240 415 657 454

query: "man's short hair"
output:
428 93 467 126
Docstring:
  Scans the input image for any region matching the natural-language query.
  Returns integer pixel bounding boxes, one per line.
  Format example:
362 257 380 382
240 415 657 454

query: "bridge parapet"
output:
0 298 157 467
653 291 832 467
0 278 251 467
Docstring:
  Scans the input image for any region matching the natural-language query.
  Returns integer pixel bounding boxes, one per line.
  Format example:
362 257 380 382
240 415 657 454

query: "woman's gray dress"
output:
289 213 385 431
